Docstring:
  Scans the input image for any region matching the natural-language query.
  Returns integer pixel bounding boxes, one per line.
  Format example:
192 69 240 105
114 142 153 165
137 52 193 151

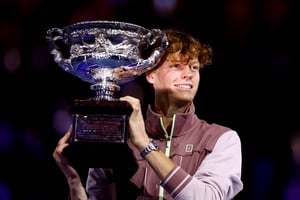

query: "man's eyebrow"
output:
189 61 200 65
166 59 189 65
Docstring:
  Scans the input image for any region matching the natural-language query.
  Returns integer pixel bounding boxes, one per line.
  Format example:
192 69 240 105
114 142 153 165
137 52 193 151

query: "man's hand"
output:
120 96 150 151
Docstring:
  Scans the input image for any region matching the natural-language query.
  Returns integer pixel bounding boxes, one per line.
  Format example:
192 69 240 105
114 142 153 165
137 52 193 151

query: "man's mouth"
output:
174 84 193 89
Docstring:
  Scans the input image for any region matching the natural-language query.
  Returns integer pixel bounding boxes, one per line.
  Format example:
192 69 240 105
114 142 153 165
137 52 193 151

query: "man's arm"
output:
53 127 89 200
163 130 243 200
120 96 177 180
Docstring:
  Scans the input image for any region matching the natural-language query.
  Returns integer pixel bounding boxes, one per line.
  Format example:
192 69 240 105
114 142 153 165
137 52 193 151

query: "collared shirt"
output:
86 103 243 199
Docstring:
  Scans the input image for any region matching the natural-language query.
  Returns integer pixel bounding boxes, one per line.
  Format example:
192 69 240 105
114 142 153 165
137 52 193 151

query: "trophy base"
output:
63 142 137 169
62 99 135 168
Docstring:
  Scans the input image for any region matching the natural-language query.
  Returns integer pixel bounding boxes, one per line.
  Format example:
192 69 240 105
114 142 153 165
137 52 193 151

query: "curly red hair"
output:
163 29 213 68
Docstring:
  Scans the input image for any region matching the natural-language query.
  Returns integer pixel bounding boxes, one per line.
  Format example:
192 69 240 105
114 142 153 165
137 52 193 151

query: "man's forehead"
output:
166 53 199 64
166 51 184 61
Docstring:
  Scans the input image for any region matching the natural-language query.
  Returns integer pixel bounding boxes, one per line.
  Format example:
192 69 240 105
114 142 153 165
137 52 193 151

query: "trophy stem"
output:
90 81 120 101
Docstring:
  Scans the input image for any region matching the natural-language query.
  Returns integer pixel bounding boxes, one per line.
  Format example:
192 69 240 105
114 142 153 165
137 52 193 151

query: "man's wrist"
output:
140 139 159 158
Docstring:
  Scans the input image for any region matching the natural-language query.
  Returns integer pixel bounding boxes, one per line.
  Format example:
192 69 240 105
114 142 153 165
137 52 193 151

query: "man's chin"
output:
178 93 195 101
173 97 193 106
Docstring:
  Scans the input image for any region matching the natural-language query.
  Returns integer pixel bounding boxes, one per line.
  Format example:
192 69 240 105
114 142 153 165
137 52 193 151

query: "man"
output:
53 29 243 199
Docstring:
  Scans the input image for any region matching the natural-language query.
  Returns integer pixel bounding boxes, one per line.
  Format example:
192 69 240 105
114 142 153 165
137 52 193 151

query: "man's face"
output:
146 51 200 104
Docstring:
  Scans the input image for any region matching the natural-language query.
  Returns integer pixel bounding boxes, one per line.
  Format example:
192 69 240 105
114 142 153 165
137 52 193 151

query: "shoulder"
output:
195 121 237 150
216 130 242 148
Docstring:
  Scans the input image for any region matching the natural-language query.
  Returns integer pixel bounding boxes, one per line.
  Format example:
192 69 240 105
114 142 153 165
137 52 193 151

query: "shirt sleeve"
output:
163 130 243 200
86 168 116 200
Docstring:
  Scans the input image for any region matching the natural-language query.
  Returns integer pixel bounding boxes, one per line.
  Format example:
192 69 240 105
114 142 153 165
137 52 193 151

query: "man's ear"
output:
145 70 155 84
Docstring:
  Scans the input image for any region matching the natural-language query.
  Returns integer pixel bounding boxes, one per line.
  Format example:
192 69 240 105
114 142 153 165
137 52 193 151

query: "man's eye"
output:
191 65 200 71
173 63 181 68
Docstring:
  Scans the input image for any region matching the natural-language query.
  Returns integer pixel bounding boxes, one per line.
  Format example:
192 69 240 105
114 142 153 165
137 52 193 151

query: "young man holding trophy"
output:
51 23 243 199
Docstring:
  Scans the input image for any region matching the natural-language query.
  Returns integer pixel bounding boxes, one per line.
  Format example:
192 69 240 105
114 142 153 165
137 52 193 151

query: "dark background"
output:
0 0 299 199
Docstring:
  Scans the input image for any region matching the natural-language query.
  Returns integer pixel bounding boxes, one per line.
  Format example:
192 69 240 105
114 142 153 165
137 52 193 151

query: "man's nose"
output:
181 65 193 78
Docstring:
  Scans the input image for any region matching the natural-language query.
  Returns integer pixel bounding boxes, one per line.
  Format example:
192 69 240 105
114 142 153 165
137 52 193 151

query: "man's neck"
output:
154 102 191 118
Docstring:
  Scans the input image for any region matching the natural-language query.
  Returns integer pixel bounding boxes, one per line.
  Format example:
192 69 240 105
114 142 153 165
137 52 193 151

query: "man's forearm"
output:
68 178 89 200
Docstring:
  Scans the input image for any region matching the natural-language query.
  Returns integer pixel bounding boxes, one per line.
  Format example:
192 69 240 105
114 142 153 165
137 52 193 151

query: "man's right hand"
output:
53 126 88 200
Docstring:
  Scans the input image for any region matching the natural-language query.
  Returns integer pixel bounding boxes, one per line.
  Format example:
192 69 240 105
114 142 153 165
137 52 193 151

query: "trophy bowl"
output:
46 20 168 167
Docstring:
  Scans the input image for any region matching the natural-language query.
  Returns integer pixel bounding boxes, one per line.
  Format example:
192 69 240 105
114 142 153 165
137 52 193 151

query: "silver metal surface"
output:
46 20 168 100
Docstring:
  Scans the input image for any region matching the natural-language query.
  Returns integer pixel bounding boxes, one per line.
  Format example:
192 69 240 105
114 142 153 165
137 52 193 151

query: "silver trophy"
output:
46 21 168 167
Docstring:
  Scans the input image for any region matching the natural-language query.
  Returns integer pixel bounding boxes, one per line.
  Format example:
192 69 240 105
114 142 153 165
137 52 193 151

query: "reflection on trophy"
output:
46 21 168 167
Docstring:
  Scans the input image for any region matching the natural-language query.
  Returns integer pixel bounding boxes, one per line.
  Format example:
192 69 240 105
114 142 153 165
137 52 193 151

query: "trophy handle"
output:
46 28 72 71
137 28 168 74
